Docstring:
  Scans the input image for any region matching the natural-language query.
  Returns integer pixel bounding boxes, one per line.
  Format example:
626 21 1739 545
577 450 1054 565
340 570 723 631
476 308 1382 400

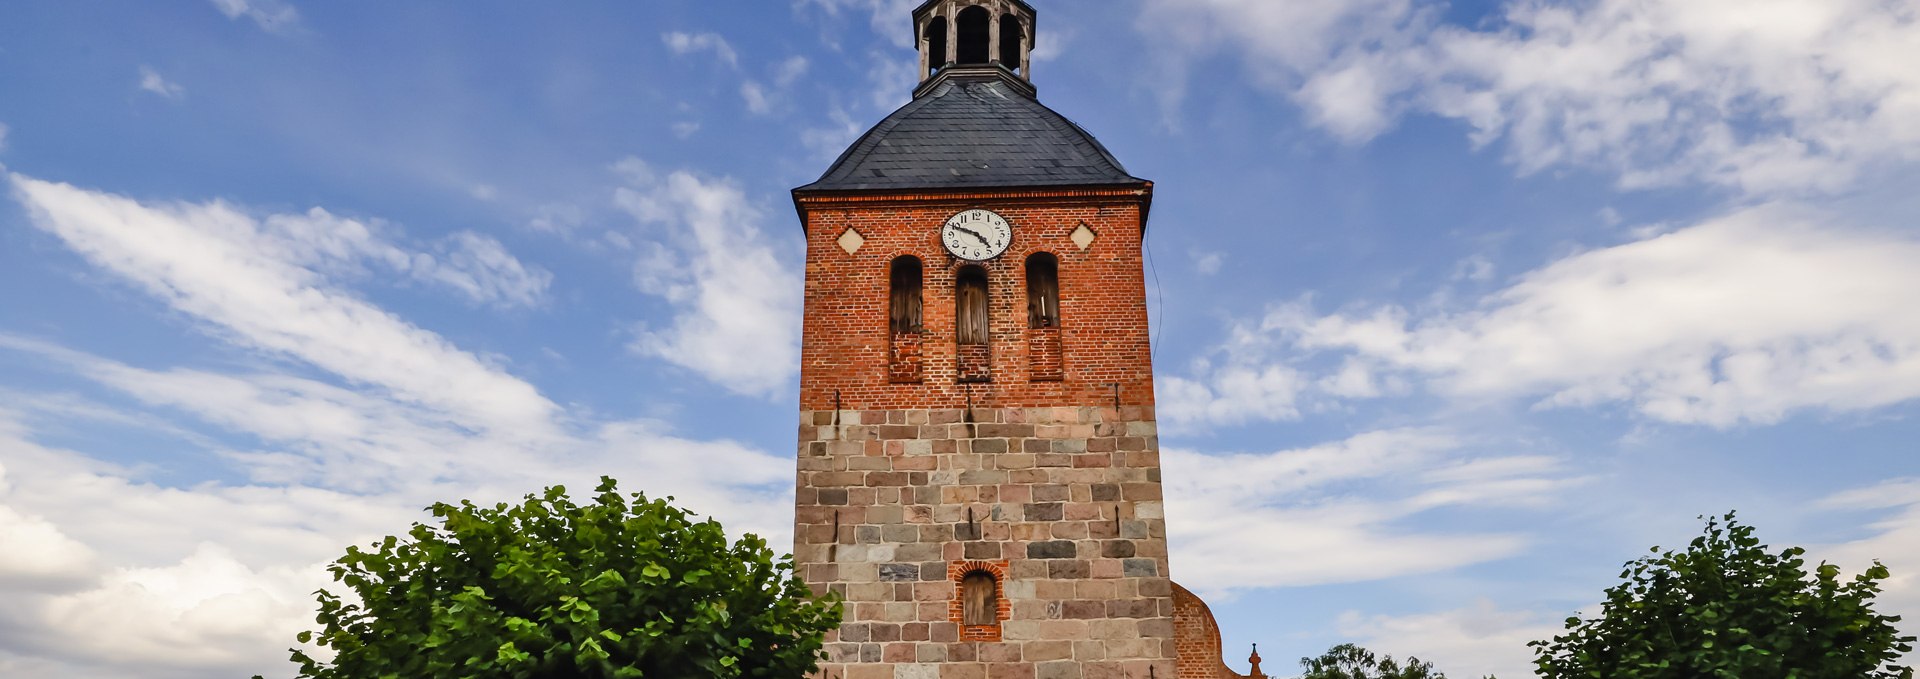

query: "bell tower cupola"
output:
914 0 1037 98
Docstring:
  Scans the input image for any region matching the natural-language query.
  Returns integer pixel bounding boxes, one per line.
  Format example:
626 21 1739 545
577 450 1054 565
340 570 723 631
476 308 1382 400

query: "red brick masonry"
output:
1173 583 1266 679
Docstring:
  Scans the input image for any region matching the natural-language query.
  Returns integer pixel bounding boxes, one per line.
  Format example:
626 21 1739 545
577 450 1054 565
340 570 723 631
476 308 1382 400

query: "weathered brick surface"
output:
795 188 1155 413
1027 327 1064 382
1171 583 1266 679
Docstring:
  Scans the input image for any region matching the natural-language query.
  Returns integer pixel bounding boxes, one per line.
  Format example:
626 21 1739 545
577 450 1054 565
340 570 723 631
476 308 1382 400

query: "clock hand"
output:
956 226 991 246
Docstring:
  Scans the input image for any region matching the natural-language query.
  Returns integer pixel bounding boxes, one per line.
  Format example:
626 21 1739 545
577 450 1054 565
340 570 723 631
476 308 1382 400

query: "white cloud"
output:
1451 254 1494 283
527 202 585 236
741 81 774 115
800 0 920 49
0 122 10 153
1819 478 1920 622
36 545 323 675
9 175 559 438
0 161 801 674
0 504 95 590
1192 250 1224 276
1175 204 1920 428
207 0 298 32
1030 27 1072 64
1335 601 1556 679
1159 364 1309 428
1140 0 1421 79
671 121 702 139
864 49 918 112
1146 0 1920 195
739 57 813 116
1302 478 1920 679
774 56 811 87
662 31 740 69
613 159 802 398
257 206 551 309
0 415 394 677
138 66 185 100
415 232 553 309
1167 429 1578 592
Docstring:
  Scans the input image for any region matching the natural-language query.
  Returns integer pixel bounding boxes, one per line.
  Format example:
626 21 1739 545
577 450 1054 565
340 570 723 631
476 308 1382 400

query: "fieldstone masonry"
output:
797 405 1176 679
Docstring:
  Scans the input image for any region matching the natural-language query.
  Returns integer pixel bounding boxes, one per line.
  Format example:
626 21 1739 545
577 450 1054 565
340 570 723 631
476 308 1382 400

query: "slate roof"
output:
795 75 1145 193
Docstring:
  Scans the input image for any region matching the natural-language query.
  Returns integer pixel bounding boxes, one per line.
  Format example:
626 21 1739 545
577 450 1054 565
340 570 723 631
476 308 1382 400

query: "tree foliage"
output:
1532 512 1915 679
1299 643 1453 679
278 477 840 679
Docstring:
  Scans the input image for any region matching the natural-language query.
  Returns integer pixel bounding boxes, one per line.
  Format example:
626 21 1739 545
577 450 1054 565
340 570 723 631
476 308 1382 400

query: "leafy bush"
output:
273 477 839 679
1533 512 1914 678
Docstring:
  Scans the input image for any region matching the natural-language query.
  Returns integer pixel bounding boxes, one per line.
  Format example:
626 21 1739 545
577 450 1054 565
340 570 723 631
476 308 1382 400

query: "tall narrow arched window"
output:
956 7 991 65
961 571 998 626
890 256 924 333
956 266 989 345
999 15 1024 70
1026 253 1059 328
924 17 949 75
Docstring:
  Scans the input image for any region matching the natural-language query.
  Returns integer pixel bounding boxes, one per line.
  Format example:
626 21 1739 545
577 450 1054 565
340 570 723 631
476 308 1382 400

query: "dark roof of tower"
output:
795 75 1145 193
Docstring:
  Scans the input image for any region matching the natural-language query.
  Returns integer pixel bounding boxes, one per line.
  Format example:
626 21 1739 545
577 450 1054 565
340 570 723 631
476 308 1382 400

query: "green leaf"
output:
275 477 841 679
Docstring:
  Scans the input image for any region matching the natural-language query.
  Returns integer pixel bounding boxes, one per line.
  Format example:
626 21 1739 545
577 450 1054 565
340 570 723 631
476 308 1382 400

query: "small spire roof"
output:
794 75 1144 193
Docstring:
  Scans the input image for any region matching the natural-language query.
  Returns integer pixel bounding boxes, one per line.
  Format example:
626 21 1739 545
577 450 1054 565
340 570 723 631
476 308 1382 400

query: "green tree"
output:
275 477 840 679
1532 512 1915 679
1299 643 1453 679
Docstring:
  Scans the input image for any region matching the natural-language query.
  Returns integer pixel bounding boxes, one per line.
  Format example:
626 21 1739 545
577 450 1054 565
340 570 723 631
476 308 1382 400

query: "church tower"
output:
791 3 1252 677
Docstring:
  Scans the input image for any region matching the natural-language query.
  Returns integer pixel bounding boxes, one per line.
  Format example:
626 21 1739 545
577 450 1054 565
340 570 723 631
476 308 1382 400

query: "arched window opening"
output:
1026 253 1059 328
956 266 990 345
890 256 924 333
961 571 998 626
999 15 1024 70
956 7 991 65
924 17 949 75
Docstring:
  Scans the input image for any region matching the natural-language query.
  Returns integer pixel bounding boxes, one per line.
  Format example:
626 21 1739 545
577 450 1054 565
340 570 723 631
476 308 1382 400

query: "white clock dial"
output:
940 209 1013 261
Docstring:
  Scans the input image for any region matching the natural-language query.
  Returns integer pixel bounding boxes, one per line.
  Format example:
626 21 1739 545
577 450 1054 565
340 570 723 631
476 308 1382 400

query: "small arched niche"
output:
955 265 989 345
890 256 924 333
955 265 992 383
1025 252 1059 328
956 6 991 65
888 256 926 383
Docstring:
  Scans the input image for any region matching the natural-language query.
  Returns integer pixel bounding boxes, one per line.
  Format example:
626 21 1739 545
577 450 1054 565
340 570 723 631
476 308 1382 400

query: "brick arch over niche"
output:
1173 581 1269 679
947 560 1011 641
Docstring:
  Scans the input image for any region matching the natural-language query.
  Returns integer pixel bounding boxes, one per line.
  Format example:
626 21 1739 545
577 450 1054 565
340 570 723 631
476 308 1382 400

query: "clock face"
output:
941 209 1013 261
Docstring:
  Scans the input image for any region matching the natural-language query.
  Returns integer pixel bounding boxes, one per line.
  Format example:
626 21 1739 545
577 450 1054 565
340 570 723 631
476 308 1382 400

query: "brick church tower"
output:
790 2 1262 678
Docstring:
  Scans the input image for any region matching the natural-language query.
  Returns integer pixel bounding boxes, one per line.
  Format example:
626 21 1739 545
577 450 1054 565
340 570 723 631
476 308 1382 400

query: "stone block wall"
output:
795 405 1176 679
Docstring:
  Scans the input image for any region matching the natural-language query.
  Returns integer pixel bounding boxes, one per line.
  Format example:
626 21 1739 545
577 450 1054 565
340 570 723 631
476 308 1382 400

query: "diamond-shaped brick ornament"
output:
837 228 866 255
1070 223 1097 251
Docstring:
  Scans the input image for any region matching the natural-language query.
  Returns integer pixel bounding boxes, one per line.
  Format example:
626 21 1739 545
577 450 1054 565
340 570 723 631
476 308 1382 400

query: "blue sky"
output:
2 1 1918 676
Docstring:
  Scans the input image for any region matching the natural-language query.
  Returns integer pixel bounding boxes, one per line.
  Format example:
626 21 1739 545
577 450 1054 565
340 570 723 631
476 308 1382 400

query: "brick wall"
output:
1171 583 1265 679
795 188 1155 413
